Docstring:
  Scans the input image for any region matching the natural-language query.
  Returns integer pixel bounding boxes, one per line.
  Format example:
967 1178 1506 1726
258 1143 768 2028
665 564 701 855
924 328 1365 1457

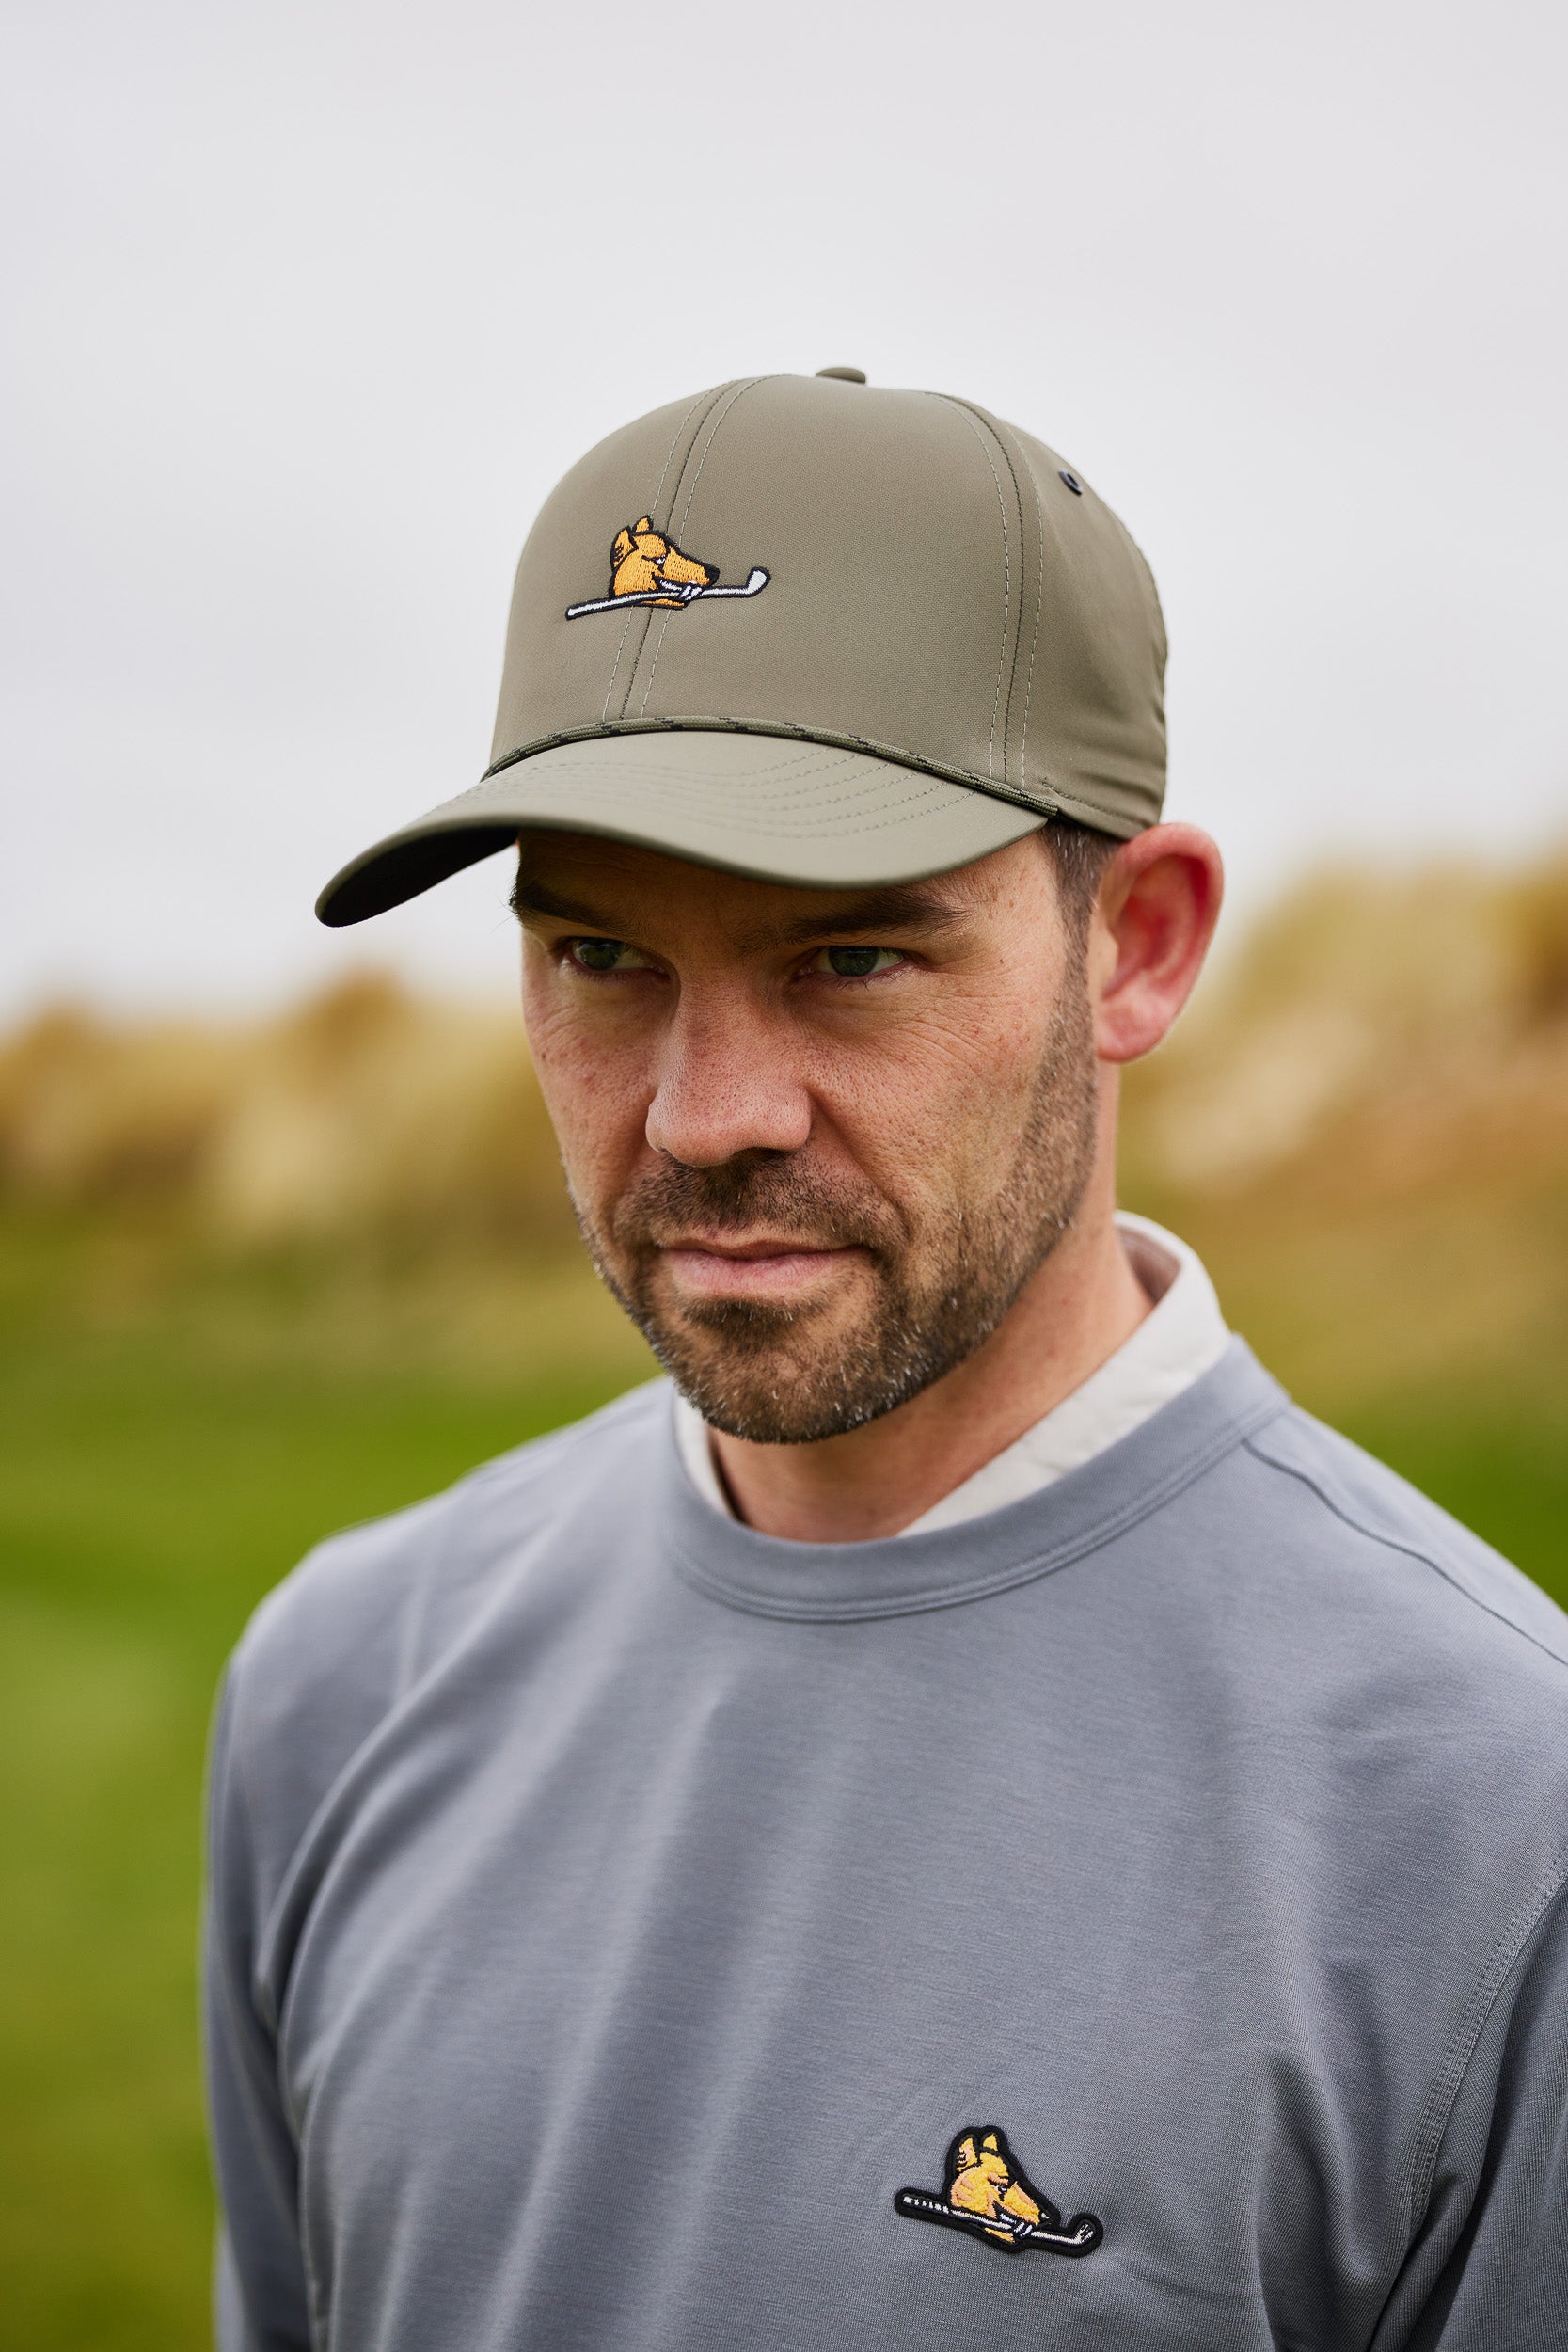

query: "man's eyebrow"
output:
761 888 963 947
511 875 964 946
510 878 621 928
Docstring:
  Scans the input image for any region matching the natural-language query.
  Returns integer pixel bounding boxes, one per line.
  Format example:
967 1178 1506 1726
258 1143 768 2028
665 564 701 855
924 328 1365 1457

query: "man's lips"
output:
656 1236 865 1299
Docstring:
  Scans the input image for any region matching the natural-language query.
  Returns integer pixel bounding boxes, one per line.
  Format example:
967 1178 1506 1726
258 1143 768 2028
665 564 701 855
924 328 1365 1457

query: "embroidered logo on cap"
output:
895 2126 1102 2257
564 517 770 620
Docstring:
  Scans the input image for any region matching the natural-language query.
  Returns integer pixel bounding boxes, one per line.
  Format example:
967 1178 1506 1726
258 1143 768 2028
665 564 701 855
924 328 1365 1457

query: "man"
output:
206 372 1568 2349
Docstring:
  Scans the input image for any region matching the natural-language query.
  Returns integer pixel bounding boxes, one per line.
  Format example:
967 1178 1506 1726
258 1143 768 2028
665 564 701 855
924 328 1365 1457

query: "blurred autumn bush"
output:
0 848 1565 1406
0 975 577 1250
1118 850 1568 1414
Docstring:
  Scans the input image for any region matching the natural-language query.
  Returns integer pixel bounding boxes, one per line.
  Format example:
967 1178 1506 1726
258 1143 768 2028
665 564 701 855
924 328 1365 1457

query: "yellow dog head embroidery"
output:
895 2124 1103 2258
946 2132 1045 2243
609 516 718 608
563 528 769 622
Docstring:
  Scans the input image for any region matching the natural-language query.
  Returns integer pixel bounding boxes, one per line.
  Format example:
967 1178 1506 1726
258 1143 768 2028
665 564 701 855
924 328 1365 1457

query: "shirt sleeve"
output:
203 1667 314 2352
1382 1874 1568 2350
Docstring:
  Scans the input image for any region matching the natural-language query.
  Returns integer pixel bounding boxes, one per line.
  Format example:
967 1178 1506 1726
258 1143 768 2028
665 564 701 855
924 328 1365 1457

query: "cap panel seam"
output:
600 382 735 723
963 404 1045 794
673 378 764 536
635 377 767 719
932 395 1015 784
632 376 768 722
602 386 726 722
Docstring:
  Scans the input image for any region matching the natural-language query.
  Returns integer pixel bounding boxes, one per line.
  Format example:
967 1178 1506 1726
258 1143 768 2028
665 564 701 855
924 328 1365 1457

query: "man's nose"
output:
644 993 814 1167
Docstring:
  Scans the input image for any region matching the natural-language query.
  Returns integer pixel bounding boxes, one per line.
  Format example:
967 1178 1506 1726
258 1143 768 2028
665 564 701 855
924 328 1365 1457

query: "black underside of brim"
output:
317 825 517 927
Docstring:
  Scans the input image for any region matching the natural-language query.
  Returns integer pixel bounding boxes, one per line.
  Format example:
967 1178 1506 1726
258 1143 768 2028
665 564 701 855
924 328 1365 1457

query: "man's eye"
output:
566 938 650 972
810 946 906 978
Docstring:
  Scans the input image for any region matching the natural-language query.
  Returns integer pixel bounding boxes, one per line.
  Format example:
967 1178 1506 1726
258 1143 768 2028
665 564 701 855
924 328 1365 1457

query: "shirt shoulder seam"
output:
1241 1430 1568 1677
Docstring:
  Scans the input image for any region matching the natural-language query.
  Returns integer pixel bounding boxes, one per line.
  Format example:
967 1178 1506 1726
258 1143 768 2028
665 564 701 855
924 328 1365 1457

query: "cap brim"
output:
315 731 1050 926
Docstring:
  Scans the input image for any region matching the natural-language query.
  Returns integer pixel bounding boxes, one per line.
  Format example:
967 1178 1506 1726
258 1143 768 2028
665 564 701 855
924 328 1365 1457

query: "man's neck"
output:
707 1170 1151 1544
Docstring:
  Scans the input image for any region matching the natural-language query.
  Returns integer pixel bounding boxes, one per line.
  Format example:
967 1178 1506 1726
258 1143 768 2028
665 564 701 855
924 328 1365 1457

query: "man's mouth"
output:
656 1235 866 1303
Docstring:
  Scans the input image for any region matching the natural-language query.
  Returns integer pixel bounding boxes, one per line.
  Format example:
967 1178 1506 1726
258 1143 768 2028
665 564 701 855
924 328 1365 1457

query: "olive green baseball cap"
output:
316 371 1167 925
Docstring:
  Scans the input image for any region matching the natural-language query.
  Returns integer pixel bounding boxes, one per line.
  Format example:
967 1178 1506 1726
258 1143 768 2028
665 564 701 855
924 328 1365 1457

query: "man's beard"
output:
572 987 1099 1445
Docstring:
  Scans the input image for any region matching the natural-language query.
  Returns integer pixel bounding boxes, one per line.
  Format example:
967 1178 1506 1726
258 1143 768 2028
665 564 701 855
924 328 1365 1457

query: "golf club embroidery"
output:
563 517 770 619
895 2126 1102 2257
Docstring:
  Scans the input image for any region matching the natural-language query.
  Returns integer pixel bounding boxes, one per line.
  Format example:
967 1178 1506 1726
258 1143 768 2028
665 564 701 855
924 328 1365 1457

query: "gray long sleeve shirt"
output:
205 1343 1568 2349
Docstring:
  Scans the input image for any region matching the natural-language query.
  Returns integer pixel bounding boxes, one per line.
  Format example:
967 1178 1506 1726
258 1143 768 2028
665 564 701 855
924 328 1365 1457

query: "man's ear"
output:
1089 823 1224 1065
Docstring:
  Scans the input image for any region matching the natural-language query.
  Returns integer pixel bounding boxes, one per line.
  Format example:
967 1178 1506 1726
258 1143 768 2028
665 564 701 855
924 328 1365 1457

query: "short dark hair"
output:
1040 817 1120 943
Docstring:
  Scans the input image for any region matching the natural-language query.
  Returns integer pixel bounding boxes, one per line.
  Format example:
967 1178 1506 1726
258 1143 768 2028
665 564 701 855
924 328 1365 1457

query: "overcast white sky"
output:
3 0 1564 1018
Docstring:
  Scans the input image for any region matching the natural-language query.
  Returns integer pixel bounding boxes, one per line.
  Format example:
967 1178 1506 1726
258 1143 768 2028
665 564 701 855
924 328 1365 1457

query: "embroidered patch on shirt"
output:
563 516 770 618
895 2126 1102 2256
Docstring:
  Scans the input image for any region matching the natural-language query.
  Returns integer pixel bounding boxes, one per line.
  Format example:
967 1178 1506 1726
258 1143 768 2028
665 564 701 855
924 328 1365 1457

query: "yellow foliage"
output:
1119 848 1568 1409
1122 851 1568 1200
0 974 578 1250
2 850 1564 1411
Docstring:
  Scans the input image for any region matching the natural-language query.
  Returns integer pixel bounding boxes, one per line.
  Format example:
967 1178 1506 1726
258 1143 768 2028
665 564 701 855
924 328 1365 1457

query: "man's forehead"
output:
513 829 988 946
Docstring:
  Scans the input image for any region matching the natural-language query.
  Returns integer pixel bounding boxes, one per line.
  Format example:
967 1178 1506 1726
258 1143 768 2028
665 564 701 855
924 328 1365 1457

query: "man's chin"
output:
633 1299 881 1446
638 1294 945 1447
594 1245 958 1445
669 1368 900 1448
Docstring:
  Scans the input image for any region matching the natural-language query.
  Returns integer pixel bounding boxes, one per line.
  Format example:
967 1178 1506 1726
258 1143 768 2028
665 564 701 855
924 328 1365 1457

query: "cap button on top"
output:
816 365 867 383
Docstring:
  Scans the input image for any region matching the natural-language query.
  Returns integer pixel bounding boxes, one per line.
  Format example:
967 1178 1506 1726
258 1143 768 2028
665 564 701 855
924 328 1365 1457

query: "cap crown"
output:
489 374 1166 837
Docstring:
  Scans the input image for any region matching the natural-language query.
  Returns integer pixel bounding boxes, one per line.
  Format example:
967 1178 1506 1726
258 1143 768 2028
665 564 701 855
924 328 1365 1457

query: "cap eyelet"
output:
1059 469 1083 495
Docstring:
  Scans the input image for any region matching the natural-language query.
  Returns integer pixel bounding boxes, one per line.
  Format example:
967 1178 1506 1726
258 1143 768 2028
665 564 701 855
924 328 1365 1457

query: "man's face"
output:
515 832 1101 1444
